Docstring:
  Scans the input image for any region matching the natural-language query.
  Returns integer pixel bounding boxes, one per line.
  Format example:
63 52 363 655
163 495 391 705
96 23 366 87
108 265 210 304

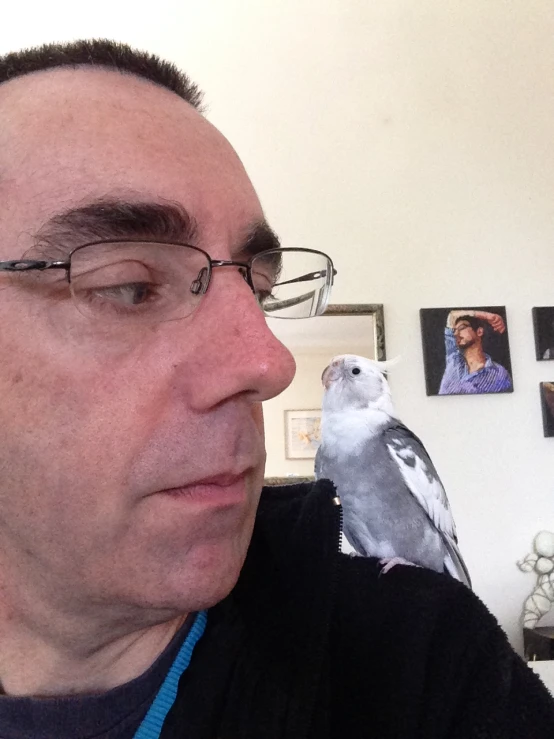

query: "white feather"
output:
386 440 457 540
322 354 399 419
321 408 387 458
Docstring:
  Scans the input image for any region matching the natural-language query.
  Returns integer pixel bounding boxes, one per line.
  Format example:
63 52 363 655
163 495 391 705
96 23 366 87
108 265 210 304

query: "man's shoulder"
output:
253 479 340 573
489 359 511 377
484 358 512 391
333 554 506 686
223 484 554 738
338 551 491 626
257 482 495 645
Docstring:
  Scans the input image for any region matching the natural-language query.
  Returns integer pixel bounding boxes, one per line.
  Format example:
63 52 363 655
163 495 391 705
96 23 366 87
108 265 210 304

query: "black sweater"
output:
161 480 554 738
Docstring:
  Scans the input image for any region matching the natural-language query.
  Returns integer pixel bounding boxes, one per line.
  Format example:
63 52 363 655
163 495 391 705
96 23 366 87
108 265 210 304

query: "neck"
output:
463 343 487 373
322 394 398 420
373 394 398 418
0 578 187 697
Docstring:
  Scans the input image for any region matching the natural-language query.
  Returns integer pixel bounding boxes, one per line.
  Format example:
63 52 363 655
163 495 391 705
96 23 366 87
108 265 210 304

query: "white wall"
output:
3 1 554 652
264 352 328 479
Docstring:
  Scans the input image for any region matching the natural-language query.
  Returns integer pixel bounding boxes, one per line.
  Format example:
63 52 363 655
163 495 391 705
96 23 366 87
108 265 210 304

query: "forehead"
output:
0 68 262 257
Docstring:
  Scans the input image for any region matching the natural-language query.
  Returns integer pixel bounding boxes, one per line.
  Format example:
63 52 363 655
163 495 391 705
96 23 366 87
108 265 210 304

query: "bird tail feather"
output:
443 537 472 589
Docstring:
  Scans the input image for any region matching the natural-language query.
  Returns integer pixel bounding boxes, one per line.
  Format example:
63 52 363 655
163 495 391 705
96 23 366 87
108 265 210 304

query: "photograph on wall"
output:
284 409 322 459
540 382 554 437
420 306 513 396
532 307 554 360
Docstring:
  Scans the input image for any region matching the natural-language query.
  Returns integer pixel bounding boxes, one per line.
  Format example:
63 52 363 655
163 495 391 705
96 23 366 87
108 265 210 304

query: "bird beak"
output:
322 359 342 389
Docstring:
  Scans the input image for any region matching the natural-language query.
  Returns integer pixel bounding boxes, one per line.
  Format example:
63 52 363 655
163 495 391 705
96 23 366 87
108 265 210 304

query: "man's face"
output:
454 320 483 350
0 68 296 623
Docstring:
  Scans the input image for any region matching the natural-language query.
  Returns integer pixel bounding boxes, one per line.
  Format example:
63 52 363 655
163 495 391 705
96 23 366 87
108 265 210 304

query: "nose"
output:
175 268 296 409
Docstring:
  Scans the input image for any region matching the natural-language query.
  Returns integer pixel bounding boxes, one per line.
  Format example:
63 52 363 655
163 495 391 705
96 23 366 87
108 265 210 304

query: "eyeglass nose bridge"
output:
191 259 254 297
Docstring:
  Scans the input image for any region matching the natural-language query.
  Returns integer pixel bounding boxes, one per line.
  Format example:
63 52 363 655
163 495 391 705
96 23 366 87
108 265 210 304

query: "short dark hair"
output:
0 38 204 110
455 315 483 332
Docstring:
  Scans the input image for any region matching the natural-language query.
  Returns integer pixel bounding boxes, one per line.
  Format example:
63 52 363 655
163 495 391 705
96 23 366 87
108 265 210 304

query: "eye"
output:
92 282 157 306
71 259 167 317
251 267 276 295
351 367 361 376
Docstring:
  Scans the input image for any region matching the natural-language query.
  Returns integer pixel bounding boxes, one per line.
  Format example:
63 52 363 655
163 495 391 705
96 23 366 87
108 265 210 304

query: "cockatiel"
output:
315 354 471 587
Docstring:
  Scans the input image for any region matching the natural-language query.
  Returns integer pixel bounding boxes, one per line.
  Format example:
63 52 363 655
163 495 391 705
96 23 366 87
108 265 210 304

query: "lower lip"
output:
160 478 247 507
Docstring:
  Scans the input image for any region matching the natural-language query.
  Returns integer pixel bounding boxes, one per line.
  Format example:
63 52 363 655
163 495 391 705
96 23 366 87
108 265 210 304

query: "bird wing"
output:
314 446 324 480
384 422 472 587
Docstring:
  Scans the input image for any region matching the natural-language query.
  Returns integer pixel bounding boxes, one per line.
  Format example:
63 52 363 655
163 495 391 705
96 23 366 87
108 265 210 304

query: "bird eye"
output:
351 367 361 375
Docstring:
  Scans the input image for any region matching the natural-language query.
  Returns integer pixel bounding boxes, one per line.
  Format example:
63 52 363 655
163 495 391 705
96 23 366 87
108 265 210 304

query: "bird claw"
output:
379 557 420 575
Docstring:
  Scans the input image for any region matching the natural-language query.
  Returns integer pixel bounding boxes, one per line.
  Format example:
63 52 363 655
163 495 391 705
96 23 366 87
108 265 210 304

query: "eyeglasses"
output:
0 241 336 324
453 323 472 334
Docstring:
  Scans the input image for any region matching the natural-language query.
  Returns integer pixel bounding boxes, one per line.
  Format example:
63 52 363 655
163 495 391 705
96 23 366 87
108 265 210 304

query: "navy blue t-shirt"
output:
0 615 193 739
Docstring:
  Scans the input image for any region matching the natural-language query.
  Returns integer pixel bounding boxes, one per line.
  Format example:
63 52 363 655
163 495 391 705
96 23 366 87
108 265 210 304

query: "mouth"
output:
158 473 249 508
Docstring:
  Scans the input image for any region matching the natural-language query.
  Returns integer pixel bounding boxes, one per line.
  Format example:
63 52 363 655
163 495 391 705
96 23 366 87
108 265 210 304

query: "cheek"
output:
0 291 169 425
0 339 165 571
0 335 80 441
0 313 165 506
252 404 267 479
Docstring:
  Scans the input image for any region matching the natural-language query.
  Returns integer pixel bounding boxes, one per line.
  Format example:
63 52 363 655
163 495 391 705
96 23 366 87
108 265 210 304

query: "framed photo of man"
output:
420 306 514 397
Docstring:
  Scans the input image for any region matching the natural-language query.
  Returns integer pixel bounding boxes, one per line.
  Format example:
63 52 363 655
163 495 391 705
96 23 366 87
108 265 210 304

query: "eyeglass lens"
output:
68 242 333 323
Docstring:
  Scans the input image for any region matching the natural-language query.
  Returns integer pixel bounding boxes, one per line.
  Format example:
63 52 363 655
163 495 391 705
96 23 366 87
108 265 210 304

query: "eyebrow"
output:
30 198 281 261
31 199 199 259
238 221 281 259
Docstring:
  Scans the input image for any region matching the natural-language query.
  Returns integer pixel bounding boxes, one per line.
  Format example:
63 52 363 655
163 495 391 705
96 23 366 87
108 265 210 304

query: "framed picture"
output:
532 307 554 360
420 306 513 396
284 409 322 459
540 382 554 437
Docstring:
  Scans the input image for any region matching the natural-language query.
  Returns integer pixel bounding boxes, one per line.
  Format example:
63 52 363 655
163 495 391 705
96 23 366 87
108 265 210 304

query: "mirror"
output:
263 304 385 485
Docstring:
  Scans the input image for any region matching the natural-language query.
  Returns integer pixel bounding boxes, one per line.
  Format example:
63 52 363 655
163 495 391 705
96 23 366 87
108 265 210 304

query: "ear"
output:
477 327 485 338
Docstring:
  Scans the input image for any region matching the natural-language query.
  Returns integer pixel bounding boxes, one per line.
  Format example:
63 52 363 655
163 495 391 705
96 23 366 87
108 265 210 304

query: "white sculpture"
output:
517 531 554 629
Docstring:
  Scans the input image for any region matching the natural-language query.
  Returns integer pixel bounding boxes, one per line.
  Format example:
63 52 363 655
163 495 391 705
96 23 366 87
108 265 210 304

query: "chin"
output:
115 482 262 615
153 527 255 613
191 544 249 607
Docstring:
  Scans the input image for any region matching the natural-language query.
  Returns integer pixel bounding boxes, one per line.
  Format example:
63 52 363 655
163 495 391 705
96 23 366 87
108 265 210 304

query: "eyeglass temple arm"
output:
0 259 69 272
263 289 319 313
273 268 337 287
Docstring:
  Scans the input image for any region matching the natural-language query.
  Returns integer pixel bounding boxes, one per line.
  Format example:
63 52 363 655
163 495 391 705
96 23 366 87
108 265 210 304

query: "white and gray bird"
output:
315 354 471 587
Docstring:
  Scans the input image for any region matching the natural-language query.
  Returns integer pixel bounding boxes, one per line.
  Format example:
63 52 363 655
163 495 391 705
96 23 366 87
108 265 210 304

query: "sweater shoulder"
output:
257 481 495 642
336 553 503 656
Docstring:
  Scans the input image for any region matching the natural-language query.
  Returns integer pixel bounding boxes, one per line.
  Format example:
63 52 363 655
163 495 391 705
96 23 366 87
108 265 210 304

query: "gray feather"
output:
383 422 471 587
